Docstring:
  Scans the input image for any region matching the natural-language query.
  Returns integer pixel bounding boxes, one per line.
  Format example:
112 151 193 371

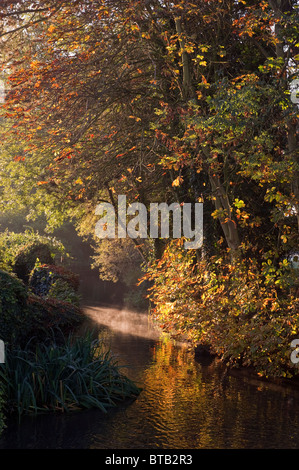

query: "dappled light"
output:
0 0 298 453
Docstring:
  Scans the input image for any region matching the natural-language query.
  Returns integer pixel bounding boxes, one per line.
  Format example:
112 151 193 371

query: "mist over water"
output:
83 304 161 340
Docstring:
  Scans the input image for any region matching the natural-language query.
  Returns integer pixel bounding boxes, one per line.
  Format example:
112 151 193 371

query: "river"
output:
1 304 299 449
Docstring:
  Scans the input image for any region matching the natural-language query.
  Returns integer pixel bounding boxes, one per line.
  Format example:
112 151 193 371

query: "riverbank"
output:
193 341 299 393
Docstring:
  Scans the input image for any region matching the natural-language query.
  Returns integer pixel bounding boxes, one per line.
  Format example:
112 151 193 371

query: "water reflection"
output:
105 332 299 449
1 305 299 449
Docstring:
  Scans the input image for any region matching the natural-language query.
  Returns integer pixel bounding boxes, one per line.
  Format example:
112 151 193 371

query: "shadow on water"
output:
2 303 299 449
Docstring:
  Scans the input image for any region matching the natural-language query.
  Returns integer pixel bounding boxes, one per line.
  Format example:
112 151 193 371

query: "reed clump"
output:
0 333 141 417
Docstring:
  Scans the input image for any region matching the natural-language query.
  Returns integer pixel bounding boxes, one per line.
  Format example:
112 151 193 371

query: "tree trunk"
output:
209 173 240 259
174 16 196 101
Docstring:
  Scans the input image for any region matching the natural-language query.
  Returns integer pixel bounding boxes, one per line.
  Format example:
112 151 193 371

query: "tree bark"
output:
174 16 196 101
209 173 240 259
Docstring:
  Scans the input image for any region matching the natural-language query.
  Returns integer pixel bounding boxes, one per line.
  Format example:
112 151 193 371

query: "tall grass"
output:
0 333 141 417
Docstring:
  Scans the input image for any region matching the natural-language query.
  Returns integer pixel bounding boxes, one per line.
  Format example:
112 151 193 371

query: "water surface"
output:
1 304 299 449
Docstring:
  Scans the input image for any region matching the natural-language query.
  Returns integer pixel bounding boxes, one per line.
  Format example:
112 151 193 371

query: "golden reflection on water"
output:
84 307 299 449
2 310 299 449
139 338 229 448
122 336 299 449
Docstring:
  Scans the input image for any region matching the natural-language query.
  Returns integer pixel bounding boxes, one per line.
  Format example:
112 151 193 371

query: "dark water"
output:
1 304 299 449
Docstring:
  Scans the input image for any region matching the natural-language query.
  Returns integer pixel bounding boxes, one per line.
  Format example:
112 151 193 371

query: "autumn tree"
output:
0 0 298 264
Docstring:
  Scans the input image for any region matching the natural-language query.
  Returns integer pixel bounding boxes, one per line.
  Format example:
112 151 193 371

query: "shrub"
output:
0 270 83 347
47 278 81 306
0 333 141 416
14 243 53 284
0 270 29 344
26 295 83 342
0 230 65 276
144 240 299 379
28 263 53 297
29 264 80 299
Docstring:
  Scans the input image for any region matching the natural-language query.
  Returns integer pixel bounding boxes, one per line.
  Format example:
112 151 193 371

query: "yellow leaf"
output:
172 176 183 187
128 116 141 122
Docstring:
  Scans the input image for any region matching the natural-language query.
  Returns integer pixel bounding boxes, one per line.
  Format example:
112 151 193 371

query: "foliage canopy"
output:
0 0 298 377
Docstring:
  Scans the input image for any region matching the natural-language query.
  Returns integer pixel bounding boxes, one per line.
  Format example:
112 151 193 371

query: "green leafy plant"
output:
0 270 29 345
47 278 81 307
29 264 81 306
0 270 83 347
0 333 141 417
0 230 65 278
29 264 80 297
